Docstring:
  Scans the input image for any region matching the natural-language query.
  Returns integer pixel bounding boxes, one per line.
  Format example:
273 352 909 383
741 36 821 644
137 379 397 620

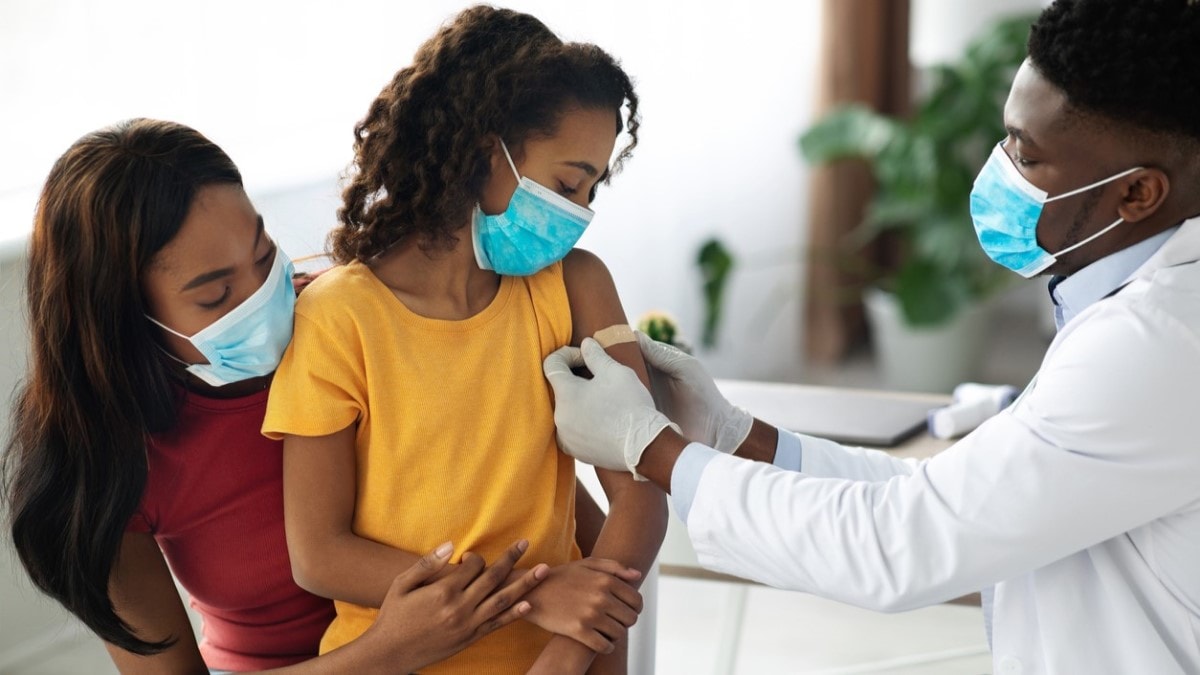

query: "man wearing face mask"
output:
543 0 1200 671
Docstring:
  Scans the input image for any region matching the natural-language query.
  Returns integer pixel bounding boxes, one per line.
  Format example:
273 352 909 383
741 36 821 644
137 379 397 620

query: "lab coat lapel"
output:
1126 217 1200 284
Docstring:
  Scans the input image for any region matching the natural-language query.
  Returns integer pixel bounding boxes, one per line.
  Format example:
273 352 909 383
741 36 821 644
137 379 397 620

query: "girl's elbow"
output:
286 542 333 597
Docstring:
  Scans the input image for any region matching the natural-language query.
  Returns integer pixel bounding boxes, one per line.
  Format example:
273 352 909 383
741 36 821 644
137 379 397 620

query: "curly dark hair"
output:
332 5 640 263
1027 0 1200 143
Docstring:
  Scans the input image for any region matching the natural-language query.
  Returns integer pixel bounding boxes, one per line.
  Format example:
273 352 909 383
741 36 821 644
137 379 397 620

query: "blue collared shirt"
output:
1049 227 1179 330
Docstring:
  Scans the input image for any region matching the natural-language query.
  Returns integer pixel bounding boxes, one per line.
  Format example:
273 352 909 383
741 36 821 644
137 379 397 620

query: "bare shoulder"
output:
561 248 614 289
561 249 624 345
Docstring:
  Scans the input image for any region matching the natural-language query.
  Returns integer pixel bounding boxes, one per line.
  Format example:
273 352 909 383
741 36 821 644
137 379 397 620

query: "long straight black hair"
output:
1 118 242 653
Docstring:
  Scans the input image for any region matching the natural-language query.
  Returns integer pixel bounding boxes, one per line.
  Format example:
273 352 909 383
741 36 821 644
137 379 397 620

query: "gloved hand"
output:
637 331 753 454
543 338 680 479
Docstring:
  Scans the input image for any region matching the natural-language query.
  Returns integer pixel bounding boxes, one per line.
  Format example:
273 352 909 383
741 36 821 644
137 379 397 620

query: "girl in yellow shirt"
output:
263 6 667 674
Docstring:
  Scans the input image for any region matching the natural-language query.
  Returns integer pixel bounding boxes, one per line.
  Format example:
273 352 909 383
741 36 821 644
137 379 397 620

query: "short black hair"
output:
1028 0 1200 143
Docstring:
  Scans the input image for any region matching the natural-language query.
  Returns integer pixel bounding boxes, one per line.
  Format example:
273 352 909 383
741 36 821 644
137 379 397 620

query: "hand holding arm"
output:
542 339 677 478
637 332 754 453
347 541 547 674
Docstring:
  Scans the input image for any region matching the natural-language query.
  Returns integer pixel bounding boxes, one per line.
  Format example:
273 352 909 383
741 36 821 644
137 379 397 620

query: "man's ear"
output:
1118 168 1170 223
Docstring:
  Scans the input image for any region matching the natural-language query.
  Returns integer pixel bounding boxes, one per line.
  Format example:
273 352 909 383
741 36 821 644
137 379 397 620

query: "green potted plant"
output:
798 13 1035 391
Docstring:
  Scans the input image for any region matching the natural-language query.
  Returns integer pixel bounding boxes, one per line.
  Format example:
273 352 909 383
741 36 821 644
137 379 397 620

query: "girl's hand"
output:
522 557 643 654
360 539 548 673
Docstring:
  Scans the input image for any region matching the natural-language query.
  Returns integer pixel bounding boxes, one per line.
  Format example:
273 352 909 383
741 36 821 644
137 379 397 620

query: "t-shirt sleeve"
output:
263 310 365 440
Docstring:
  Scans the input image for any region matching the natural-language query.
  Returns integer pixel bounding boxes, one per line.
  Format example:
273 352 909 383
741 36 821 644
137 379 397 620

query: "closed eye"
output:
199 287 231 310
256 242 277 266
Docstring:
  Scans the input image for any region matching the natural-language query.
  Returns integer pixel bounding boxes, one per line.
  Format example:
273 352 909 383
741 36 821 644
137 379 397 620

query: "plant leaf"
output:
799 105 899 164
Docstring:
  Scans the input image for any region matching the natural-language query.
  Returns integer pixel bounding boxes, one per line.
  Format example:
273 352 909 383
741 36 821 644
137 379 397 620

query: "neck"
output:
368 222 501 321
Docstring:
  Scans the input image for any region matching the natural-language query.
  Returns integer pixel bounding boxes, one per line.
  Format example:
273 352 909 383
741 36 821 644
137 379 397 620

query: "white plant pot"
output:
863 287 992 393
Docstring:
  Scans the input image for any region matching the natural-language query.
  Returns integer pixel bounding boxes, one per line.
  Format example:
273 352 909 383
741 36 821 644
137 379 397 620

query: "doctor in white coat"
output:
543 1 1200 672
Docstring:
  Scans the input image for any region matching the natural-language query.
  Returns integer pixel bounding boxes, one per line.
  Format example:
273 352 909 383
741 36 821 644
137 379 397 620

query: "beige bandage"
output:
593 324 636 348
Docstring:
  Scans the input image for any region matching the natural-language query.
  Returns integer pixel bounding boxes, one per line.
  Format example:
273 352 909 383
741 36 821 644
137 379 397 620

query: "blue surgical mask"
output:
471 140 595 276
147 248 296 387
969 142 1141 277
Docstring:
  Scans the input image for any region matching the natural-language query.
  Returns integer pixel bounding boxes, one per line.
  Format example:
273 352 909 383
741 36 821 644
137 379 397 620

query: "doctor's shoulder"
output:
1014 287 1200 448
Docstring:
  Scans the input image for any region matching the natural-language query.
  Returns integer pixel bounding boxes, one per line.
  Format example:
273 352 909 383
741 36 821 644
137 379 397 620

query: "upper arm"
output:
105 532 204 675
562 249 650 389
562 249 657 500
282 424 358 588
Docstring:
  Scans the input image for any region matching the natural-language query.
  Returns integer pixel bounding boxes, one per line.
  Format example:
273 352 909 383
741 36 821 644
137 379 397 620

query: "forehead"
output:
527 107 618 162
1004 61 1074 142
150 184 258 276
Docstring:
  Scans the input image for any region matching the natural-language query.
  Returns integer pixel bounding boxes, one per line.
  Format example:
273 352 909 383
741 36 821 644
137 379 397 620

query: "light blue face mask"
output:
471 140 596 276
147 248 296 387
969 142 1142 277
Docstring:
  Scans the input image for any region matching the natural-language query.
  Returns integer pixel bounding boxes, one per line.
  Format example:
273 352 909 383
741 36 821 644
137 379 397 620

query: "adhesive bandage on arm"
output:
593 324 636 348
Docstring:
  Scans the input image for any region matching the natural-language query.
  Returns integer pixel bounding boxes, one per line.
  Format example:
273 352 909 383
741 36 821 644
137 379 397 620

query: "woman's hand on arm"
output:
268 541 548 675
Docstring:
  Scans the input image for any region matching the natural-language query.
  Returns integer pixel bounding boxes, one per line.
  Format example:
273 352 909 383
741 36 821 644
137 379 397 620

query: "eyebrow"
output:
563 161 601 178
180 215 264 292
1005 125 1038 148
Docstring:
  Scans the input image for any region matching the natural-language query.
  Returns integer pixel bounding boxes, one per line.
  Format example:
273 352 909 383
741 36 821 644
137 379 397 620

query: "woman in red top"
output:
0 118 570 673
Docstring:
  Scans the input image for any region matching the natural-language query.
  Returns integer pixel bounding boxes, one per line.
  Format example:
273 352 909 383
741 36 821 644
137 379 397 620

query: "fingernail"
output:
534 564 549 579
435 541 454 559
517 539 529 553
517 601 531 613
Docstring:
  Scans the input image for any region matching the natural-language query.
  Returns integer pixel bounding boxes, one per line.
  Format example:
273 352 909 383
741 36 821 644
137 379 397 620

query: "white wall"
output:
911 0 1049 67
0 0 822 380
0 4 818 661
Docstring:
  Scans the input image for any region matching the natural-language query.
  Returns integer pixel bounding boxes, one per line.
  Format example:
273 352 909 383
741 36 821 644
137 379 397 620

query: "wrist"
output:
633 426 689 492
355 625 421 675
533 635 596 673
732 418 778 464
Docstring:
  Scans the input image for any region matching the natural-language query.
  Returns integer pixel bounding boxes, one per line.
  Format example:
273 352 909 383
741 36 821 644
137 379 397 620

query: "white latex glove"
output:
543 338 680 480
637 331 753 454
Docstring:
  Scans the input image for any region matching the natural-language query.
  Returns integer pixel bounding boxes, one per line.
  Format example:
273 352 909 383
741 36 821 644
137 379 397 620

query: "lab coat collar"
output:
1127 216 1200 283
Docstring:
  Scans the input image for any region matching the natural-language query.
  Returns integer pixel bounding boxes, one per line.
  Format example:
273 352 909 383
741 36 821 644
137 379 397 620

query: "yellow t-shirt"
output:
263 261 579 674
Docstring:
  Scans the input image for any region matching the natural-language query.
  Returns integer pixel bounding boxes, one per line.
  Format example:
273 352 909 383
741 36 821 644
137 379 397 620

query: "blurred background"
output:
1 1 1049 672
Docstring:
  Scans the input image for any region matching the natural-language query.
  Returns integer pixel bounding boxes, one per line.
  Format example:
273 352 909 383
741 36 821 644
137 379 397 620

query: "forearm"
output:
245 631 417 675
590 479 666 582
543 476 665 672
292 533 423 608
574 478 607 557
529 636 596 674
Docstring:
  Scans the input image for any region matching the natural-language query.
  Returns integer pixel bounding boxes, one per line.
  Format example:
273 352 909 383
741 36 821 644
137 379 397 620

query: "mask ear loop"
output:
1051 217 1126 258
1044 166 1143 203
498 139 521 181
1043 166 1143 258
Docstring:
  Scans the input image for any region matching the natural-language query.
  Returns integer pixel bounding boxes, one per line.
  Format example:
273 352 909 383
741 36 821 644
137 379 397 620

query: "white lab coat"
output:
683 219 1200 674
